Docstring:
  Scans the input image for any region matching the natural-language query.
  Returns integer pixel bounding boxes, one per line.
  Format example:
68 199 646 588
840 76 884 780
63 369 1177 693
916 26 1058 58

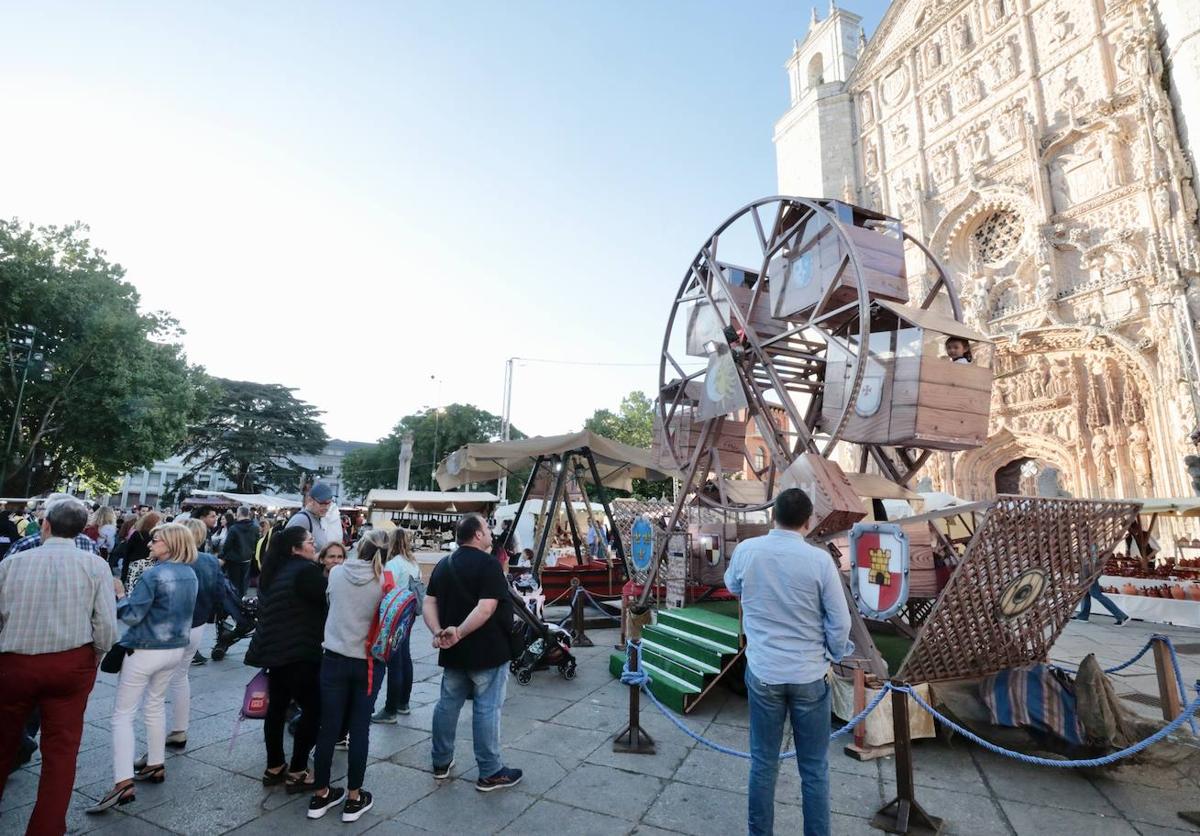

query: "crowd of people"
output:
0 487 524 834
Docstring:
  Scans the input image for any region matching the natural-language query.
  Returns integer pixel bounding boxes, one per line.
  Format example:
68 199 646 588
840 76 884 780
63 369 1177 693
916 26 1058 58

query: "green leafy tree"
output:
343 403 527 501
584 390 670 499
170 377 329 495
0 220 196 496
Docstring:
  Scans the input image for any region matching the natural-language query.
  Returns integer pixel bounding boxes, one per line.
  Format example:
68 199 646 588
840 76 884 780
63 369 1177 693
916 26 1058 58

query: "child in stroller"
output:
508 577 576 685
210 594 258 661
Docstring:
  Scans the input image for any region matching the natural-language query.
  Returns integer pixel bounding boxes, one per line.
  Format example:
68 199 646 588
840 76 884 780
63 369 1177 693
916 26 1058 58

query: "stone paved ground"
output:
3 614 1199 835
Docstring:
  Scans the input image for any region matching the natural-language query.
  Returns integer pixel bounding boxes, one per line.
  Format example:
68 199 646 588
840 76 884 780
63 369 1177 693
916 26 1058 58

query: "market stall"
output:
182 490 302 511
364 489 500 581
435 430 678 598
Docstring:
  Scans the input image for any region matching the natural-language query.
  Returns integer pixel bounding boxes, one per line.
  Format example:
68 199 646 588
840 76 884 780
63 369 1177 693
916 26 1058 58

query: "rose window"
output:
972 210 1022 266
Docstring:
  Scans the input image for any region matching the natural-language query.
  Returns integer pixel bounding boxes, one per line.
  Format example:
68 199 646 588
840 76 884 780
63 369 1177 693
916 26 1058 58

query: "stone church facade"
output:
775 0 1200 519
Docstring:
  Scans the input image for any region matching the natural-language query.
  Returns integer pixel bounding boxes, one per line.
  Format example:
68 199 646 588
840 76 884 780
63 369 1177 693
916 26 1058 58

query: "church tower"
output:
773 2 863 198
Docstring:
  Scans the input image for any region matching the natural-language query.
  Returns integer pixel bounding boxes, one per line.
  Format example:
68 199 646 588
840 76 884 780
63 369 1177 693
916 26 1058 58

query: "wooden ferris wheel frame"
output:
639 196 967 609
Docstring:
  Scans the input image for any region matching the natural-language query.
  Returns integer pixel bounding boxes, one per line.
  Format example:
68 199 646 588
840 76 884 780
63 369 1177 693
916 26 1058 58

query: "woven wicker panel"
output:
896 496 1139 684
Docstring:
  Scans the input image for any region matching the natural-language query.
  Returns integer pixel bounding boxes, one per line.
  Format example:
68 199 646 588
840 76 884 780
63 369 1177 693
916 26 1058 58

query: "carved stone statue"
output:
1128 422 1153 493
1091 431 1113 488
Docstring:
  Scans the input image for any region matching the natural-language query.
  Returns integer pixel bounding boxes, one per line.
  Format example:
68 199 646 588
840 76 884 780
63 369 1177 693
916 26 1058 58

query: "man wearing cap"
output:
286 483 334 552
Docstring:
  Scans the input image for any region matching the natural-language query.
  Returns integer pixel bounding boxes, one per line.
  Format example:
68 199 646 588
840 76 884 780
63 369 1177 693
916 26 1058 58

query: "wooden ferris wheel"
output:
652 196 992 520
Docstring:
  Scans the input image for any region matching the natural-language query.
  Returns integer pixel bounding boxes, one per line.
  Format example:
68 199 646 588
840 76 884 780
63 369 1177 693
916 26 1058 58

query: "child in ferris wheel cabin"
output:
945 336 973 364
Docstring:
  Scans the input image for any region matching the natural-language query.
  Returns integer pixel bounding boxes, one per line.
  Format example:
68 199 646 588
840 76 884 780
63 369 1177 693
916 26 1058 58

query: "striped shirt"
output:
0 537 118 654
5 531 98 558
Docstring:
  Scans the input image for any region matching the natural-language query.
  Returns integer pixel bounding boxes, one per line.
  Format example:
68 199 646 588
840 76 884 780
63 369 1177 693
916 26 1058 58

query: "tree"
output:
584 390 671 499
0 220 197 496
170 377 329 496
342 403 526 501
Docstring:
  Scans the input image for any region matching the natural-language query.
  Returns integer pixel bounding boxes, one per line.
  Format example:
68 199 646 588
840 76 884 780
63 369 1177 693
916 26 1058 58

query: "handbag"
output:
241 669 270 719
100 644 132 674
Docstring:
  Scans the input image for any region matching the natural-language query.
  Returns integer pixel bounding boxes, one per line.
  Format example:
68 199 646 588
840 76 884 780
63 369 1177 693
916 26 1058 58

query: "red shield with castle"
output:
850 523 910 620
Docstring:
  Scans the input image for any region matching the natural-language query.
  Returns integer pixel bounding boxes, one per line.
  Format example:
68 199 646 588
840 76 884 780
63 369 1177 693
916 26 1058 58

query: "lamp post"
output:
498 357 516 502
2 324 49 494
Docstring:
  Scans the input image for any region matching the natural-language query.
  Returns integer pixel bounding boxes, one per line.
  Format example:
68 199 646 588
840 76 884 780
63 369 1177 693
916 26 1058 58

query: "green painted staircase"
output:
609 605 743 714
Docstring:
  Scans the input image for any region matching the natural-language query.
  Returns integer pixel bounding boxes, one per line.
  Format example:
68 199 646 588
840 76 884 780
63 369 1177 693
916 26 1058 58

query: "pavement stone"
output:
998 800 1140 835
6 621 1200 835
497 798 635 835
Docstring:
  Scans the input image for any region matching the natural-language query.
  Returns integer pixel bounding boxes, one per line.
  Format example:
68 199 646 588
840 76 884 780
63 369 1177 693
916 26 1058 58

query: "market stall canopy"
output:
183 491 302 510
434 430 680 493
365 489 499 514
1133 497 1200 517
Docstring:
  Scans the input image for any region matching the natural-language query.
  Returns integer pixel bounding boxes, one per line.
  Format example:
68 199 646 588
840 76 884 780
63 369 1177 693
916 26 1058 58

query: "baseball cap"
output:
310 483 334 503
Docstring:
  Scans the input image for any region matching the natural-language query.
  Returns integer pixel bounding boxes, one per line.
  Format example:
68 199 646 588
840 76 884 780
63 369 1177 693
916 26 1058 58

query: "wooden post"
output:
854 669 867 750
612 638 656 754
570 578 593 648
872 685 943 835
1152 637 1183 723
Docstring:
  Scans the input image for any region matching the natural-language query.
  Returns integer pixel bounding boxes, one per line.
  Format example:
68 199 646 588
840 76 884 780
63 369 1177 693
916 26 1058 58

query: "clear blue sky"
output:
0 0 889 443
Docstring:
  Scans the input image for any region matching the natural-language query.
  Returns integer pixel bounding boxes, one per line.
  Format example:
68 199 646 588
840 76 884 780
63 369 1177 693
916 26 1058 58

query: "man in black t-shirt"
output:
424 513 523 791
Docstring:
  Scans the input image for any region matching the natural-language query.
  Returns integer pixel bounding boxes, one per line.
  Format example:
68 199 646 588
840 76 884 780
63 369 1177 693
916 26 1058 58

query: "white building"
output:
109 438 371 509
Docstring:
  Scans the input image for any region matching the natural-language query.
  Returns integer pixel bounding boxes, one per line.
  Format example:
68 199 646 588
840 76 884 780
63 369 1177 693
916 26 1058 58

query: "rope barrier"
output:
621 643 890 760
1050 634 1198 736
621 636 1200 768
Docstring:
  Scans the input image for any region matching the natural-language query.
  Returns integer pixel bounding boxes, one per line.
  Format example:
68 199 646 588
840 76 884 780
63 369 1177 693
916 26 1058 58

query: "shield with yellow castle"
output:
849 522 909 620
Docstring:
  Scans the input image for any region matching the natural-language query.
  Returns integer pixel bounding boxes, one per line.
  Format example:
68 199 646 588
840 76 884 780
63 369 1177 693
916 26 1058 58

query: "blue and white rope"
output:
620 636 1200 768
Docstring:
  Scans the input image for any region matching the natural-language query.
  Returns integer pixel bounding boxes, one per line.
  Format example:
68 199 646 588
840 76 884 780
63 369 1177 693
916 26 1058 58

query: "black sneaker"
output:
476 767 522 792
306 787 346 819
190 651 207 666
342 789 373 823
334 735 349 750
431 759 454 780
370 709 397 725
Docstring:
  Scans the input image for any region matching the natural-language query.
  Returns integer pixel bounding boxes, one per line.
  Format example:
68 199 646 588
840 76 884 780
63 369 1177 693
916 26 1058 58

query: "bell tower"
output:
773 2 863 199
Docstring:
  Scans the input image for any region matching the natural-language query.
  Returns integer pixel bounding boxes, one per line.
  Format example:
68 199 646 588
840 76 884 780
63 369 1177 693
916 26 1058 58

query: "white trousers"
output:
166 626 205 734
112 646 187 782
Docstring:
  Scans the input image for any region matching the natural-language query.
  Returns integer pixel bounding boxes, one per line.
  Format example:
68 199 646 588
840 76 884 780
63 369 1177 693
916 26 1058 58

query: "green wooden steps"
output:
609 605 742 714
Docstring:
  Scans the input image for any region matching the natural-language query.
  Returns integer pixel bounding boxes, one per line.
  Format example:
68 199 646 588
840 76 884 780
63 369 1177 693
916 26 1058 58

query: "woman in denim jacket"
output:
87 523 198 814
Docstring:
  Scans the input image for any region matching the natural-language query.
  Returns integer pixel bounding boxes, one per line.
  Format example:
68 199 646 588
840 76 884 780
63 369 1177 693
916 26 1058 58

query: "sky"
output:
0 0 888 445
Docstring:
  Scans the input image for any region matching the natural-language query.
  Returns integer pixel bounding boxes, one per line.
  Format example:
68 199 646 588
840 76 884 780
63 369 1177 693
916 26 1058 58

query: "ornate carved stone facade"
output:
776 0 1200 524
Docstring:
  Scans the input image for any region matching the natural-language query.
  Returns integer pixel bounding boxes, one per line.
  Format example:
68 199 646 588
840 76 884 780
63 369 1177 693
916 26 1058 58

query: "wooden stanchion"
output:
1152 637 1183 723
612 631 656 754
872 685 943 835
569 579 593 648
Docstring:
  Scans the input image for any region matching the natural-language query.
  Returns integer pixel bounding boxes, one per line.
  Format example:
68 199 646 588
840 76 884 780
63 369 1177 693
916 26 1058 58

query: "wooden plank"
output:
917 381 992 416
919 358 992 392
1152 638 1183 722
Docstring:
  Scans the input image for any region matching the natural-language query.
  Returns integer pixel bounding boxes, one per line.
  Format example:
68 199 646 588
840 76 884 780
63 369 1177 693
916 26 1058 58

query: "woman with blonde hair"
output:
87 523 198 814
151 518 224 750
307 529 387 822
372 527 420 723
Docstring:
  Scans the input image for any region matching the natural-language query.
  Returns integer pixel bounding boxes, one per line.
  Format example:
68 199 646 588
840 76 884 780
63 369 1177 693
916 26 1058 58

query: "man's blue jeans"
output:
746 667 831 836
431 664 507 779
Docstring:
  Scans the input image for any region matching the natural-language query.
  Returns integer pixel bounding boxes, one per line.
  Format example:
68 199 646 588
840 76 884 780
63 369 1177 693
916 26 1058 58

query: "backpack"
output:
364 571 419 693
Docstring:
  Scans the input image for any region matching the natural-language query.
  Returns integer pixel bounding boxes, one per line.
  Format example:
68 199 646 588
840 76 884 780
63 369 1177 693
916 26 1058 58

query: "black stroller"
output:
508 578 576 685
210 594 258 661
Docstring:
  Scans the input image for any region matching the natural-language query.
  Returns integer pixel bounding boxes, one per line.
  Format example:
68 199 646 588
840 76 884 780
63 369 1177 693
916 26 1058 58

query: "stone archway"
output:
955 429 1079 501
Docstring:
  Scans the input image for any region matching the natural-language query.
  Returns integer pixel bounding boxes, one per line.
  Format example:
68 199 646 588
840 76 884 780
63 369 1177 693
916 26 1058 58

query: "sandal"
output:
262 766 287 787
285 770 316 795
85 783 135 814
133 764 165 784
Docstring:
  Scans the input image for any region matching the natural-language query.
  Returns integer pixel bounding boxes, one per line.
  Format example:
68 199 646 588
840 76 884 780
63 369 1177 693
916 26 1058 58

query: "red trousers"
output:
0 645 97 836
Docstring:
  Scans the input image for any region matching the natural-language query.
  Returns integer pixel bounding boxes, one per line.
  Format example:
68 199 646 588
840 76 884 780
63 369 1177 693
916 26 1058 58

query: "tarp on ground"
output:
365 490 499 514
434 430 680 493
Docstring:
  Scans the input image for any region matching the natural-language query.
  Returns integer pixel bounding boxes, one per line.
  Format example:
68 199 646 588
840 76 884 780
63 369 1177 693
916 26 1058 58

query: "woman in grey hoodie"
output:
307 530 387 823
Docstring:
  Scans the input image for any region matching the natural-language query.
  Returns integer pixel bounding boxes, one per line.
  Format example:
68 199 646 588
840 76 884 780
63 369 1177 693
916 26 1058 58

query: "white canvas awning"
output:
435 430 679 493
365 490 499 514
186 491 303 510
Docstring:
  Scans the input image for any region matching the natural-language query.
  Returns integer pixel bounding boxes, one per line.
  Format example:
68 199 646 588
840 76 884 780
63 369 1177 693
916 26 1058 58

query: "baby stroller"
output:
210 595 258 661
508 584 576 685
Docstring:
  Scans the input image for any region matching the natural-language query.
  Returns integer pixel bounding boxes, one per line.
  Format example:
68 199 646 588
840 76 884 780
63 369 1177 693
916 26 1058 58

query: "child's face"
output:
947 341 967 359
